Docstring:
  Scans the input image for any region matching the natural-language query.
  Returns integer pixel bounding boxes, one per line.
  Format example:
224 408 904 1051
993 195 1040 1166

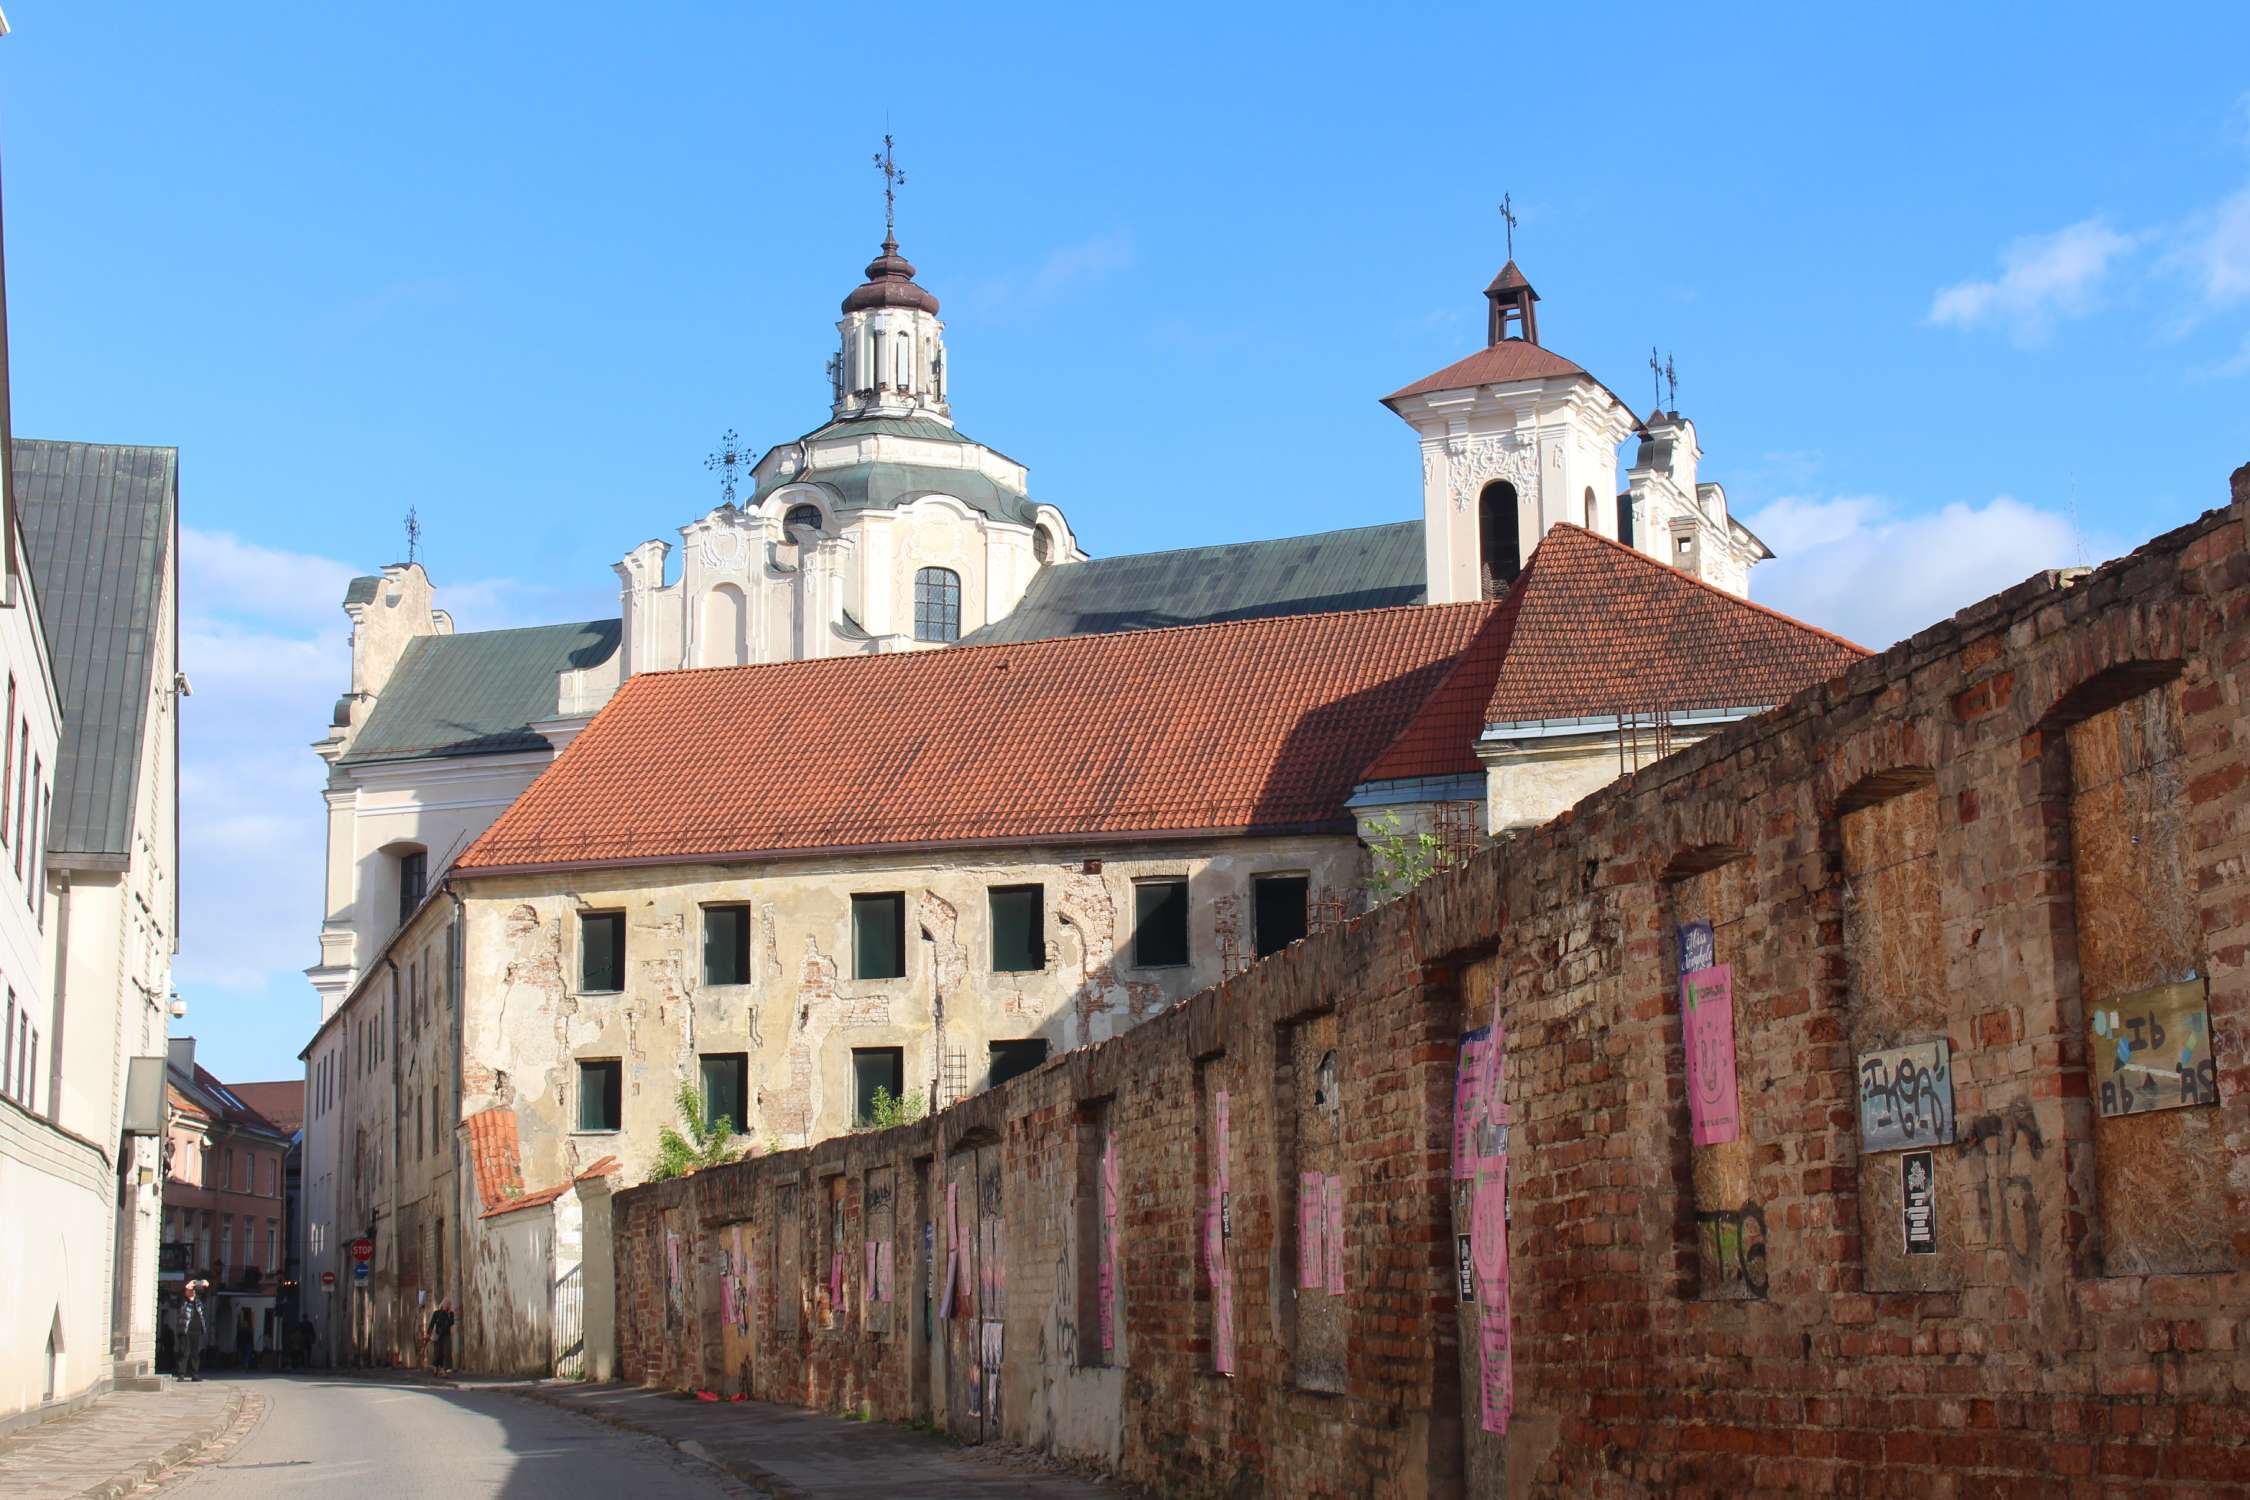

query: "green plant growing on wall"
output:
1362 811 1455 902
648 1081 752 1182
859 1085 928 1132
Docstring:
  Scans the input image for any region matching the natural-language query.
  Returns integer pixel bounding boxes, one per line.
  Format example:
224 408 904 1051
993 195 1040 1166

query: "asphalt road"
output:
157 1375 754 1500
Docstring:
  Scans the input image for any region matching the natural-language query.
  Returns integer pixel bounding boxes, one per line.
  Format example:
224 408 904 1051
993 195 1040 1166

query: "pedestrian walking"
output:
178 1278 212 1381
429 1298 456 1375
235 1306 255 1369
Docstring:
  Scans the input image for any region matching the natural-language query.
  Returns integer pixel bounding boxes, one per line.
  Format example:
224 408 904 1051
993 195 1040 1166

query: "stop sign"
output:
349 1238 374 1264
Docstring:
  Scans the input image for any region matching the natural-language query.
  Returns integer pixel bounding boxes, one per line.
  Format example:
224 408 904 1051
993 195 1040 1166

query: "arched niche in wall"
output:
699 582 749 668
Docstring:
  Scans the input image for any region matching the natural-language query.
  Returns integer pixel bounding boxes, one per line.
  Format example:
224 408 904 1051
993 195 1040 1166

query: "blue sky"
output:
3 4 2247 1080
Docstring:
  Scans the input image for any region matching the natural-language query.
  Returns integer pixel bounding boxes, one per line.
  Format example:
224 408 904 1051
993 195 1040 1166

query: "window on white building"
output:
914 567 961 643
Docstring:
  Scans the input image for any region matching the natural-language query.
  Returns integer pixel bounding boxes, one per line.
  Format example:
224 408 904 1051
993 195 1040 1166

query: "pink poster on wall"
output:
1681 964 1741 1146
1470 1155 1512 1434
1452 1029 1490 1177
1323 1174 1345 1294
1298 1171 1325 1289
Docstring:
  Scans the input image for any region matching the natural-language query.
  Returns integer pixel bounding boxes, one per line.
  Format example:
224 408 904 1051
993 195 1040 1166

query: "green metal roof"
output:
964 520 1428 644
12 439 177 863
340 619 621 765
754 413 1034 525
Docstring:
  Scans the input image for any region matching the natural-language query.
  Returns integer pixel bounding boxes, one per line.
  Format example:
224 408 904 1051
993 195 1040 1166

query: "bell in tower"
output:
1485 261 1540 346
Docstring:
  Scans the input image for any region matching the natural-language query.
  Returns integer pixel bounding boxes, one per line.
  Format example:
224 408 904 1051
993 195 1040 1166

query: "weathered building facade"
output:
607 467 2250 1496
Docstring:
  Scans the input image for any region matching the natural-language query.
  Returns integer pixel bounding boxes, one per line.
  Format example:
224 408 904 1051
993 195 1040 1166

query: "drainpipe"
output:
448 885 466 1350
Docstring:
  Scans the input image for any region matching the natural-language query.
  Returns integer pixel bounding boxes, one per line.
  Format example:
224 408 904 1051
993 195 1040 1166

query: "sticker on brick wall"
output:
1857 1039 1956 1151
1678 920 1715 975
1210 1088 1236 1375
2091 977 2219 1117
1299 1170 1326 1290
1100 1131 1119 1352
1471 1155 1512 1433
1324 1174 1345 1295
1681 964 1741 1146
1455 1234 1476 1302
1901 1150 1937 1254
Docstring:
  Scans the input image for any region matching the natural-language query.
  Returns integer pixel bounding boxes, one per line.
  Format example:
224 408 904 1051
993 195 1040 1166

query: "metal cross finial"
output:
1664 352 1678 412
1649 347 1664 412
1498 193 1518 260
705 427 753 508
404 507 421 565
873 134 906 238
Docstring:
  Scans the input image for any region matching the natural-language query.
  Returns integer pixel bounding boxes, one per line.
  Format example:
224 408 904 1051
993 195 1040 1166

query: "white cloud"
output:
970 231 1134 315
2168 182 2250 311
1745 493 2124 651
1929 218 2138 344
182 526 358 631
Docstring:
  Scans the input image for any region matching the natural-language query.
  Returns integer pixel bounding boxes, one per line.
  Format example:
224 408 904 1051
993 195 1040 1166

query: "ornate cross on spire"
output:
1498 192 1518 260
1649 347 1664 412
706 427 754 508
873 134 906 239
404 506 421 565
1664 352 1678 412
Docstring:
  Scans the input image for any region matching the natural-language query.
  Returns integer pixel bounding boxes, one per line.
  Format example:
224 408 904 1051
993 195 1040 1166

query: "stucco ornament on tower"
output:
1446 432 1540 511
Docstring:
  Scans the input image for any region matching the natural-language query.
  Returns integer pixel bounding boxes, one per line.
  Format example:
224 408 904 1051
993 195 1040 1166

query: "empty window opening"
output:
784 502 823 536
1132 878 1190 968
852 892 907 980
580 911 625 993
987 1039 1050 1092
853 1047 906 1127
1583 486 1598 530
1253 874 1310 958
577 1059 622 1132
914 567 962 643
1617 493 1635 548
703 904 752 985
1479 481 1521 596
701 1053 749 1134
989 885 1044 973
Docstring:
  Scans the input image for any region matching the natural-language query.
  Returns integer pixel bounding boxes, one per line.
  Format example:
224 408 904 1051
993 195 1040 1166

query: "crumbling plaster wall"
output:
460 835 1362 1196
614 471 2250 1498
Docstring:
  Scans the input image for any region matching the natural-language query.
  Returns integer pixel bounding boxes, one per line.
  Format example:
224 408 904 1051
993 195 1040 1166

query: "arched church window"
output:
785 503 823 536
1033 526 1053 564
1478 481 1521 598
866 330 882 388
1584 487 1598 531
896 331 913 392
914 567 962 643
1617 493 1636 549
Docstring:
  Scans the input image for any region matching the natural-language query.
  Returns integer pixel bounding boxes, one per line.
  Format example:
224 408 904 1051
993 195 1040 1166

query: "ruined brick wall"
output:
615 472 2250 1497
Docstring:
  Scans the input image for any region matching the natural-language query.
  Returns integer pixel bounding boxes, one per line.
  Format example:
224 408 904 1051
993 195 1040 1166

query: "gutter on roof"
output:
1344 774 1487 808
1477 705 1769 743
454 820 1361 883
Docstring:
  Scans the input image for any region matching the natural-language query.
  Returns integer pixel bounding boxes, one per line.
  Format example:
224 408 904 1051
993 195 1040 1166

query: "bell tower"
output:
831 135 952 425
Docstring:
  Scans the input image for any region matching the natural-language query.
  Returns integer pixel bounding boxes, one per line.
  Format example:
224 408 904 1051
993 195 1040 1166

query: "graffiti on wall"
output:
1694 1203 1768 1297
2091 977 2220 1117
1681 964 1740 1146
1858 1040 1956 1151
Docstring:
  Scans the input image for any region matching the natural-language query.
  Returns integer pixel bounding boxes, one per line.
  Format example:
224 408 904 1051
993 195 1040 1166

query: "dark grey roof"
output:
965 520 1428 645
12 440 177 864
343 575 381 606
340 619 622 765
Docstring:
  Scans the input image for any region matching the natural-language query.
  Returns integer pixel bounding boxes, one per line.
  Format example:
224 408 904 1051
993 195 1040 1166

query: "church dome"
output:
842 236 940 315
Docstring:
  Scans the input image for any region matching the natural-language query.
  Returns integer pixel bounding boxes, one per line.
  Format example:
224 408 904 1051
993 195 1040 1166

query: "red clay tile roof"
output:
229 1081 304 1136
456 602 1503 873
464 1107 527 1210
1362 525 1867 781
1383 339 1591 406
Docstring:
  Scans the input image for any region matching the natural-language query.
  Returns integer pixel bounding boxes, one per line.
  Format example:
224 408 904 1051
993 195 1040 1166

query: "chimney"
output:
168 1036 195 1075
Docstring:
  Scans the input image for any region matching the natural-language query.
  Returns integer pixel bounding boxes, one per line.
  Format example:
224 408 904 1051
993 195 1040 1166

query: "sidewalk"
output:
508 1381 1135 1499
0 1380 246 1500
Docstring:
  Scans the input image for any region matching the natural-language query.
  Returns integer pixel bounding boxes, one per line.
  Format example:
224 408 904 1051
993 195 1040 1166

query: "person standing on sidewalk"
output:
428 1299 456 1376
178 1278 212 1381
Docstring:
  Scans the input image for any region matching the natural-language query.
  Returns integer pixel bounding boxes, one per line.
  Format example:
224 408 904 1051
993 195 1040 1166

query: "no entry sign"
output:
321 1269 336 1288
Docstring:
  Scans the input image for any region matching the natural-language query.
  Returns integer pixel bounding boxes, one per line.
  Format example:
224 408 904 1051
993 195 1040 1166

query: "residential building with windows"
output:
159 1042 291 1359
2 432 180 1422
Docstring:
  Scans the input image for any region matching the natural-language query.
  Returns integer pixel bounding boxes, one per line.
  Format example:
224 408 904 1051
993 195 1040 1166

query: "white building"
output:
1 439 180 1424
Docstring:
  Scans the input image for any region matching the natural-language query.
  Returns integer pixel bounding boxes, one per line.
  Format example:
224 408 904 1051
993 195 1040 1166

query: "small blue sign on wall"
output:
1678 921 1715 975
